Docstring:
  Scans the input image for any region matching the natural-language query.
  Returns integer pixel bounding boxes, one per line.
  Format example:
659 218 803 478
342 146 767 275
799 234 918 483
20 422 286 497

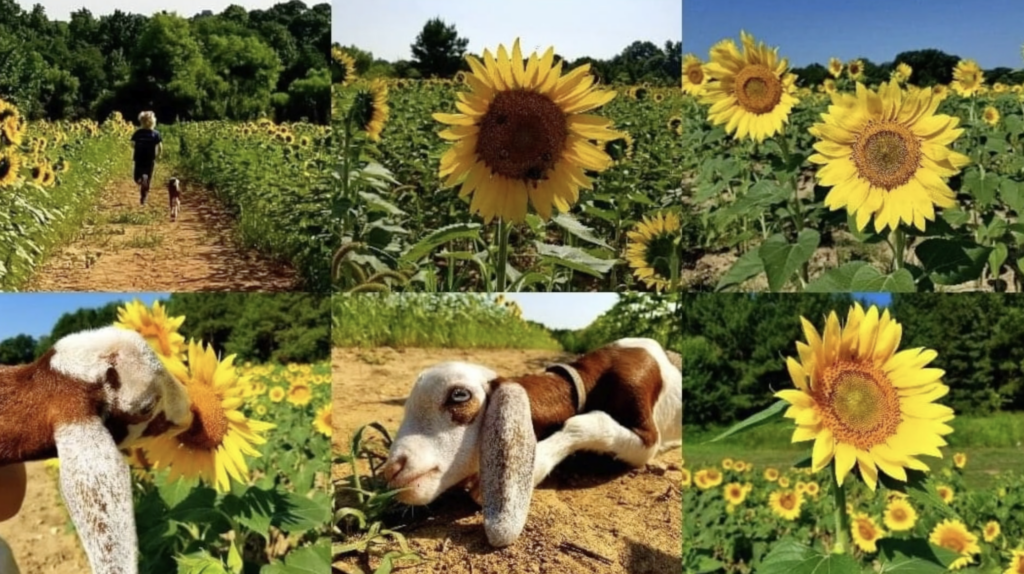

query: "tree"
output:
0 334 37 365
410 18 468 79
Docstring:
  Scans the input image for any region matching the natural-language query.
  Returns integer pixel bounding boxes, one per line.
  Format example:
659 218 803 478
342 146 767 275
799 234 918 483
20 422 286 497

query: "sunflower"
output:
938 485 954 503
255 404 267 417
114 299 186 364
808 78 970 233
287 380 312 406
30 162 47 185
0 150 20 187
625 211 680 292
722 457 735 470
983 520 1001 542
851 513 885 553
883 498 917 531
1007 550 1024 574
137 340 275 492
434 39 621 223
776 303 955 490
629 86 649 100
123 447 153 482
929 520 980 570
951 60 984 97
682 54 708 96
778 476 791 488
695 468 723 489
351 79 389 142
769 489 803 520
933 84 949 98
332 47 358 86
984 106 1000 127
314 404 332 437
804 482 820 497
823 79 837 94
848 59 865 81
828 57 843 78
723 482 747 505
994 82 1008 94
653 93 665 104
681 468 691 487
953 452 966 469
0 99 23 146
41 165 55 187
668 115 682 134
604 132 634 165
896 63 913 82
56 159 70 173
700 31 800 142
764 467 780 482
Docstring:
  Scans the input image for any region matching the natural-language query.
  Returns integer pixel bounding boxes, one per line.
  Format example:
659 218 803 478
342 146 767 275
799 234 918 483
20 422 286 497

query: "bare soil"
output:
0 461 89 572
25 177 296 291
333 347 682 574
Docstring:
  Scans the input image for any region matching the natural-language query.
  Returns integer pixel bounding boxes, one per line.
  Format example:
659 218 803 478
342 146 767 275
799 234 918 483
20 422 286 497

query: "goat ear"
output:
55 418 139 574
480 382 535 547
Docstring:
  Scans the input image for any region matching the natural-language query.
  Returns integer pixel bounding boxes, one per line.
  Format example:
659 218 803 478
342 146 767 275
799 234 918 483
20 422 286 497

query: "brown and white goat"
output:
0 327 193 574
381 337 682 547
167 177 182 221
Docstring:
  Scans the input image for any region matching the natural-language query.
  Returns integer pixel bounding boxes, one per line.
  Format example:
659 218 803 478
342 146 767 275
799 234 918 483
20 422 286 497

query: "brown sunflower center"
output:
857 521 876 540
351 90 376 131
686 67 704 85
727 486 742 498
734 65 783 114
819 362 901 449
851 121 921 191
938 530 968 553
892 508 907 521
290 385 311 402
851 64 861 75
476 89 568 183
176 384 229 451
780 493 797 510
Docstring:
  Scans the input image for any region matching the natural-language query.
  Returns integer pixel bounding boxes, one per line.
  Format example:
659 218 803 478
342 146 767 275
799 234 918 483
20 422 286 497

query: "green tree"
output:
0 334 37 365
410 18 468 79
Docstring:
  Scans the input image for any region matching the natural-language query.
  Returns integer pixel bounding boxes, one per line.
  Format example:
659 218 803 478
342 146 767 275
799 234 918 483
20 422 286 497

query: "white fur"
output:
0 536 18 574
610 338 683 450
55 419 137 574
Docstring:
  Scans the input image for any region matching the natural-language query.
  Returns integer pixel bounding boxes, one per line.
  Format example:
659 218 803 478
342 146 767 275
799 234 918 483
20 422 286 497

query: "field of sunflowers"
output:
0 99 134 289
680 32 1024 292
333 43 683 293
45 300 333 573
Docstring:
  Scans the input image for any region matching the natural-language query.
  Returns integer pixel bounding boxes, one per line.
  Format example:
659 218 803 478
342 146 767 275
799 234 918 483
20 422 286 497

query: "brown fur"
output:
447 395 482 426
493 346 664 448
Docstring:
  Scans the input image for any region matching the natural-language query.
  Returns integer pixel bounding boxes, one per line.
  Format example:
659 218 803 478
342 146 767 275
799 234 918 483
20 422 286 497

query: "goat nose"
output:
383 454 407 483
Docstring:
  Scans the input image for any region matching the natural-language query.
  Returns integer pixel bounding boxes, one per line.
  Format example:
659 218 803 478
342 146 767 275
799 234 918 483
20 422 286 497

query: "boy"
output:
130 111 163 205
0 462 26 574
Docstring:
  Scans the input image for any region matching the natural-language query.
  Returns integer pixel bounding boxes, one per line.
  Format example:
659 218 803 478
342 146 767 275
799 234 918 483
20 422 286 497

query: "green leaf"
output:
758 540 859 574
705 401 787 443
877 538 964 572
805 261 916 292
716 249 765 291
400 223 482 263
260 542 331 574
962 169 1000 206
915 239 992 285
694 557 726 573
551 213 611 248
989 243 1008 277
226 543 243 574
275 492 332 533
534 243 615 277
759 230 820 292
1000 179 1024 215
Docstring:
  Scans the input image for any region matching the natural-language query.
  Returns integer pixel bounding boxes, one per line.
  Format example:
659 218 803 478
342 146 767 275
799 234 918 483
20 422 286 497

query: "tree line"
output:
682 294 1024 428
0 0 331 123
335 17 681 87
792 48 1024 88
550 293 682 354
0 294 330 365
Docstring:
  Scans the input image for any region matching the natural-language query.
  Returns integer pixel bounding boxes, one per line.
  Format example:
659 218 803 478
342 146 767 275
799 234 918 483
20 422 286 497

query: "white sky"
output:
334 0 681 61
504 294 619 330
16 0 285 20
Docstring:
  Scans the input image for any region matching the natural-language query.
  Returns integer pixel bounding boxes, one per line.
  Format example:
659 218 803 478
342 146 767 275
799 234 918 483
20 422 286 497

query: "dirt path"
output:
25 177 296 291
333 347 682 574
0 461 89 572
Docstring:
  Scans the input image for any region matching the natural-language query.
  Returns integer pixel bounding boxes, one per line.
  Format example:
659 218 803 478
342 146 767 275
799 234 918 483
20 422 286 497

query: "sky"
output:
335 0 680 62
0 293 169 340
684 0 1024 69
503 294 619 330
15 0 283 21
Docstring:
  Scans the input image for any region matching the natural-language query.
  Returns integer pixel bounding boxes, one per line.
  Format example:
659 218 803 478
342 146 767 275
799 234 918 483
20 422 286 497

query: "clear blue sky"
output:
335 0 680 61
855 293 892 308
17 0 284 21
684 0 1024 69
0 293 169 339
504 294 619 330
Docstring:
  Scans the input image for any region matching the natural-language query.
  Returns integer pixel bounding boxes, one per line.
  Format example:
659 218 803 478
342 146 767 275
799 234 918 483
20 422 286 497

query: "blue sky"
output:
855 293 892 307
684 0 1024 69
335 0 680 61
16 0 283 21
504 294 619 330
0 293 169 339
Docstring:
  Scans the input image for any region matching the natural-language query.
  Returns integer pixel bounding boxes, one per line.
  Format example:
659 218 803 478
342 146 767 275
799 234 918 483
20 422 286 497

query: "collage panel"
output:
682 293 1024 572
0 0 333 293
332 0 683 293
0 293 333 573
333 293 682 573
681 1 1024 293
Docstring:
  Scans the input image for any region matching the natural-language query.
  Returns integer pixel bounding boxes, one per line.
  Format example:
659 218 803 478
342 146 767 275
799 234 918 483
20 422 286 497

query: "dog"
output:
168 178 182 221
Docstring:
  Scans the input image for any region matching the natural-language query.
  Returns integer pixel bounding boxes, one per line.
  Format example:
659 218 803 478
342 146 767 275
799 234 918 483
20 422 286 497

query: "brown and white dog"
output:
167 177 182 221
0 327 193 574
381 338 682 547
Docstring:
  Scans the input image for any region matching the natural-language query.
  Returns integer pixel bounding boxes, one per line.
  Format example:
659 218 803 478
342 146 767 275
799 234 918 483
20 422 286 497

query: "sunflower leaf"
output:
399 223 482 263
805 262 916 292
550 213 611 249
759 230 820 292
877 538 963 572
914 239 992 285
705 400 787 443
534 243 615 277
757 539 858 574
716 249 764 291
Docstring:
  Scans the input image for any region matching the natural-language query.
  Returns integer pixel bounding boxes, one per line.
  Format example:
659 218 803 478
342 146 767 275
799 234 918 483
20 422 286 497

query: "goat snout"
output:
382 454 407 483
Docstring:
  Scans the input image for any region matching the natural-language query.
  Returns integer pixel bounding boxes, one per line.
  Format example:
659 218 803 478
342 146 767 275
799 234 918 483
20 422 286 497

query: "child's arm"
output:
0 463 27 522
156 142 163 158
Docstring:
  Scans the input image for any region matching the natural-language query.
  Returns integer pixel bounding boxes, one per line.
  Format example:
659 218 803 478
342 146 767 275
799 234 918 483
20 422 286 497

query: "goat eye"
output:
449 388 471 403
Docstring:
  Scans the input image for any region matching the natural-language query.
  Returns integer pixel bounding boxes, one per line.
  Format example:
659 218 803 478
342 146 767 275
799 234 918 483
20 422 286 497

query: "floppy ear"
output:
54 418 138 574
480 382 536 547
0 535 18 574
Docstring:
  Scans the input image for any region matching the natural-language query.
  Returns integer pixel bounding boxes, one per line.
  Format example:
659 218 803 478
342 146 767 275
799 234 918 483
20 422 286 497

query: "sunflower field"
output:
681 32 1024 292
176 120 334 291
333 43 683 293
0 99 134 289
47 300 333 573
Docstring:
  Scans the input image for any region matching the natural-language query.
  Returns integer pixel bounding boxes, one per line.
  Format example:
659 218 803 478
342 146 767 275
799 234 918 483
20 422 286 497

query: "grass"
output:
108 211 159 225
123 232 163 249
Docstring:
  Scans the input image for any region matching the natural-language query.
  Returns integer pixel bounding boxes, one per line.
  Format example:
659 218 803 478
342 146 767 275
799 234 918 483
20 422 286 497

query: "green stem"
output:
495 218 510 292
891 227 907 271
831 468 850 555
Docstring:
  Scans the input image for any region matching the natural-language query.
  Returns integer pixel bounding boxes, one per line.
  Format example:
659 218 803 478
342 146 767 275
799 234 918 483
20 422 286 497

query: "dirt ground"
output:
333 347 682 574
0 461 89 572
25 177 296 291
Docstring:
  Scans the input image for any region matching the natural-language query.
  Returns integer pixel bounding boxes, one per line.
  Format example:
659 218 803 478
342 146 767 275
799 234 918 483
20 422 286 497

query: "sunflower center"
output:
819 362 901 449
892 508 906 521
734 65 783 115
857 521 876 540
780 493 797 510
939 531 968 553
290 385 311 402
686 67 704 85
176 384 229 451
476 89 568 183
852 121 921 191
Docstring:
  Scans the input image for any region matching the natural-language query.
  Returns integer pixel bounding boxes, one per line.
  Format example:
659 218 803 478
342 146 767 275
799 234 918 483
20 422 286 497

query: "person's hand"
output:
0 463 27 522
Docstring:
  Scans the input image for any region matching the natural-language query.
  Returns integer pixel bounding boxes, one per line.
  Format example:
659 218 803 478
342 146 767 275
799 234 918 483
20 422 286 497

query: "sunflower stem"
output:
891 227 907 271
831 469 851 554
495 218 511 292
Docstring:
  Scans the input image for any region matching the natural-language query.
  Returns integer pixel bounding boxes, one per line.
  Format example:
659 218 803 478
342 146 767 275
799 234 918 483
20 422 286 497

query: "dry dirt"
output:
333 347 682 574
0 461 89 572
25 177 296 291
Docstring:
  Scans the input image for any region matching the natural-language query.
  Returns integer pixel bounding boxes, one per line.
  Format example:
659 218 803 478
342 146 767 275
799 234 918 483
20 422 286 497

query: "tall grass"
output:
332 294 561 350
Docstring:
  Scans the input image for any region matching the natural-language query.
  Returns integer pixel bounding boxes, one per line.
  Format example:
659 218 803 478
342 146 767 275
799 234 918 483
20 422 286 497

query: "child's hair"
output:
138 111 157 129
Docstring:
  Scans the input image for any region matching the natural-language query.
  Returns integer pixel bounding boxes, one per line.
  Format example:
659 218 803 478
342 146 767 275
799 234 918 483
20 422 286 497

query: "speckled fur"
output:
480 383 535 547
